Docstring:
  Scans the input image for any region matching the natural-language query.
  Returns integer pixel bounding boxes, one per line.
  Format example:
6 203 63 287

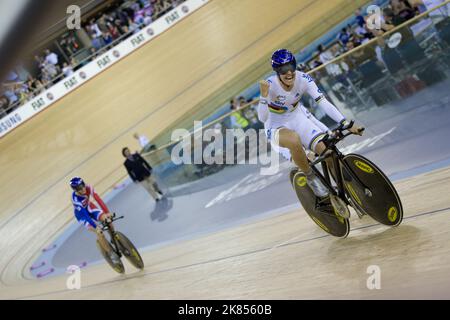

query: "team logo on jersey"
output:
276 95 286 104
302 73 314 83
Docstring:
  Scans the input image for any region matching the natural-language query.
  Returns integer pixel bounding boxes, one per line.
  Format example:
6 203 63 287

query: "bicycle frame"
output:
107 229 121 255
101 215 123 256
310 142 372 207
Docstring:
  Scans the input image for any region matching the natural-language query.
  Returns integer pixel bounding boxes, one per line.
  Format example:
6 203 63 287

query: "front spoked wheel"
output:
291 170 350 238
341 154 403 226
115 232 144 270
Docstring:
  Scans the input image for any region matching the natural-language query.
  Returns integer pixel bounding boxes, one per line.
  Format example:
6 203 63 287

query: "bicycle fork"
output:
310 150 372 213
108 230 122 258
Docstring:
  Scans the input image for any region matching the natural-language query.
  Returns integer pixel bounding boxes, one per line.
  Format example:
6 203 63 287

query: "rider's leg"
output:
278 128 329 198
90 227 111 253
315 141 335 175
278 128 310 173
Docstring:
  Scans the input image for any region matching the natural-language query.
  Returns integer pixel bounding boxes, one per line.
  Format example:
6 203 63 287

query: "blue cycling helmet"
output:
271 49 297 73
70 177 85 190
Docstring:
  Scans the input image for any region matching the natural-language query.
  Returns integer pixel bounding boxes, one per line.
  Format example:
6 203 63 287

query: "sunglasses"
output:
74 184 86 192
275 62 296 75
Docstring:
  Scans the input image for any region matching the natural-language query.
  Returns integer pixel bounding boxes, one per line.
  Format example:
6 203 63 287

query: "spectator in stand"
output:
229 100 249 130
59 35 80 56
134 132 151 149
238 96 247 108
127 17 140 34
62 62 74 77
3 87 19 108
26 76 36 91
44 49 59 68
15 82 31 104
354 23 373 43
311 59 323 69
96 14 110 34
355 8 366 27
34 55 44 70
390 0 417 25
297 63 310 72
130 1 142 14
34 79 46 94
0 96 9 116
134 3 153 25
116 9 130 27
89 18 103 38
114 19 128 36
337 27 352 47
102 31 114 46
318 45 342 77
143 10 153 25
41 61 59 80
107 21 121 39
90 29 105 50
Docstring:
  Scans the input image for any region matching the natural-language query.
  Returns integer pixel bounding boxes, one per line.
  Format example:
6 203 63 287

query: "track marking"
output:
17 205 450 299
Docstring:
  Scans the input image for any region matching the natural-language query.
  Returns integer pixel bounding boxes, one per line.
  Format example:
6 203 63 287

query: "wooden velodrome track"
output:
1 0 450 299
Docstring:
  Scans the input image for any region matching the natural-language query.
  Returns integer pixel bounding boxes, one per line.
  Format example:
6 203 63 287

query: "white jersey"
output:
259 71 345 128
257 71 346 154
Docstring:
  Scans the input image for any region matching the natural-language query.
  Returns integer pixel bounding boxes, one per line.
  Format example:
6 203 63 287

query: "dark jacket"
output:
124 153 153 182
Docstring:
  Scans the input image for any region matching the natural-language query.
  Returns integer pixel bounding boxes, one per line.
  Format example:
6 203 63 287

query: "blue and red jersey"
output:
71 185 109 229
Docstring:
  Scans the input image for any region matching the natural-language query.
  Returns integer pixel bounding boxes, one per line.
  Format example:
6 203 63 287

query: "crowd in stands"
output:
304 0 430 72
1 0 186 117
226 0 449 127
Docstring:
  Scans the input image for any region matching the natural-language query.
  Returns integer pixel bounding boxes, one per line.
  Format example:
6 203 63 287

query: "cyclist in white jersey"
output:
257 49 363 197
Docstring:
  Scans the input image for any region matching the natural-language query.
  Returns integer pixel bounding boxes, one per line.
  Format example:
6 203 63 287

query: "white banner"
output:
0 0 209 138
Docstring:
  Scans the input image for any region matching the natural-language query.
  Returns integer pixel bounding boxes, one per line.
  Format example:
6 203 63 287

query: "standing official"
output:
122 147 164 201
